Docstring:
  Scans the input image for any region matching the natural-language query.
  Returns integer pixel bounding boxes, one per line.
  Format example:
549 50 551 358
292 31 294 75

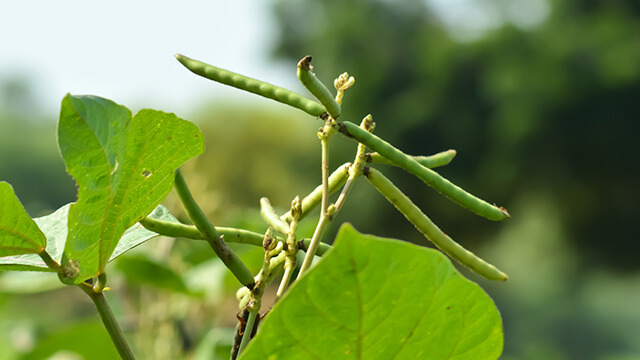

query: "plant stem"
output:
276 264 294 298
297 135 331 277
79 284 136 360
38 249 60 271
174 169 255 289
237 308 260 356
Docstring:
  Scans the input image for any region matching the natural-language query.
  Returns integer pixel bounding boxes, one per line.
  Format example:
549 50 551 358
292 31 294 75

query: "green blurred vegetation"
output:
270 0 640 359
1 0 639 358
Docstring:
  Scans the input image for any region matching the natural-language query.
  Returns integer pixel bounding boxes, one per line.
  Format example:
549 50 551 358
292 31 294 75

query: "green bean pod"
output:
174 169 255 289
280 162 350 223
139 216 332 255
365 167 508 281
297 56 341 119
175 54 326 117
367 149 457 169
260 197 291 234
338 121 510 221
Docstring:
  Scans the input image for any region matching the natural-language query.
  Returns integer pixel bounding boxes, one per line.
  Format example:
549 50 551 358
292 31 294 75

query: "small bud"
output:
362 114 375 132
290 196 302 220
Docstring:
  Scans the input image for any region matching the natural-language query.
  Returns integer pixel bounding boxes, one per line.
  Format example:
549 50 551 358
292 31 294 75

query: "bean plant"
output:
0 54 511 359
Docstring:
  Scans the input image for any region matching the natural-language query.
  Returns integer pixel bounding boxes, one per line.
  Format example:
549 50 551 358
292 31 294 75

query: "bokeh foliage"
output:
1 0 638 358
271 0 640 358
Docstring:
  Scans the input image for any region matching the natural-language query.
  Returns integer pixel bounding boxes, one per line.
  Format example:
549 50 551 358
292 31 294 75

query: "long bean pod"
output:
174 169 255 289
297 56 341 119
367 149 457 169
338 121 510 221
260 197 290 234
281 162 350 223
365 167 508 281
139 216 332 255
175 54 326 117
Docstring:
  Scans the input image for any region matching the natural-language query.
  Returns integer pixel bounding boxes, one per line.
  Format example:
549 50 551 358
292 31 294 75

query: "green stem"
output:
337 121 510 221
174 169 255 289
79 284 136 360
175 54 326 117
366 149 457 169
237 309 259 356
297 56 341 119
364 167 508 281
298 239 331 256
297 136 331 277
38 249 60 271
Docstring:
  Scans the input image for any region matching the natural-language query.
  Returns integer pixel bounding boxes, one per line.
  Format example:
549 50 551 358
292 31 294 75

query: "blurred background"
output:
1 0 639 359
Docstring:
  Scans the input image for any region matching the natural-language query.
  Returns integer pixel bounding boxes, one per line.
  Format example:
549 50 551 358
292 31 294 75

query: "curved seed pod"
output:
364 167 508 281
338 121 510 221
260 197 290 234
175 54 326 117
174 169 255 289
297 56 341 119
367 149 457 169
281 162 350 223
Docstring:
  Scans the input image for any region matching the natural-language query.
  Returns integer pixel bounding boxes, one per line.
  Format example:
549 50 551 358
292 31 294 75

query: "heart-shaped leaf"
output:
0 181 46 257
57 95 204 283
0 204 178 272
240 224 503 360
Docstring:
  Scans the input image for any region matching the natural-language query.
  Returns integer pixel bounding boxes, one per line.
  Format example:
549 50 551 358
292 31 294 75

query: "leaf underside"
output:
0 182 47 258
0 204 177 272
57 95 204 283
240 224 503 360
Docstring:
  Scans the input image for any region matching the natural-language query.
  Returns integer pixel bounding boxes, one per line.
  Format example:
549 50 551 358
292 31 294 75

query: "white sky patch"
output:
0 0 300 117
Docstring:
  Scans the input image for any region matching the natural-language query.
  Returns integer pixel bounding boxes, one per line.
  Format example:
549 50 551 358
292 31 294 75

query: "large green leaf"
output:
0 181 46 257
240 224 503 360
57 94 204 284
0 204 177 272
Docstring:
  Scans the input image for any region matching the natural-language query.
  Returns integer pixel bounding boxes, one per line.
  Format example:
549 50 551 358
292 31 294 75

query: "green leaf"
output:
57 95 204 284
0 182 46 257
240 224 503 360
0 204 177 272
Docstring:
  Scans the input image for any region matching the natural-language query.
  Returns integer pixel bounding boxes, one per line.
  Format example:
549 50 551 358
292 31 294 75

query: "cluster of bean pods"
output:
174 53 510 282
